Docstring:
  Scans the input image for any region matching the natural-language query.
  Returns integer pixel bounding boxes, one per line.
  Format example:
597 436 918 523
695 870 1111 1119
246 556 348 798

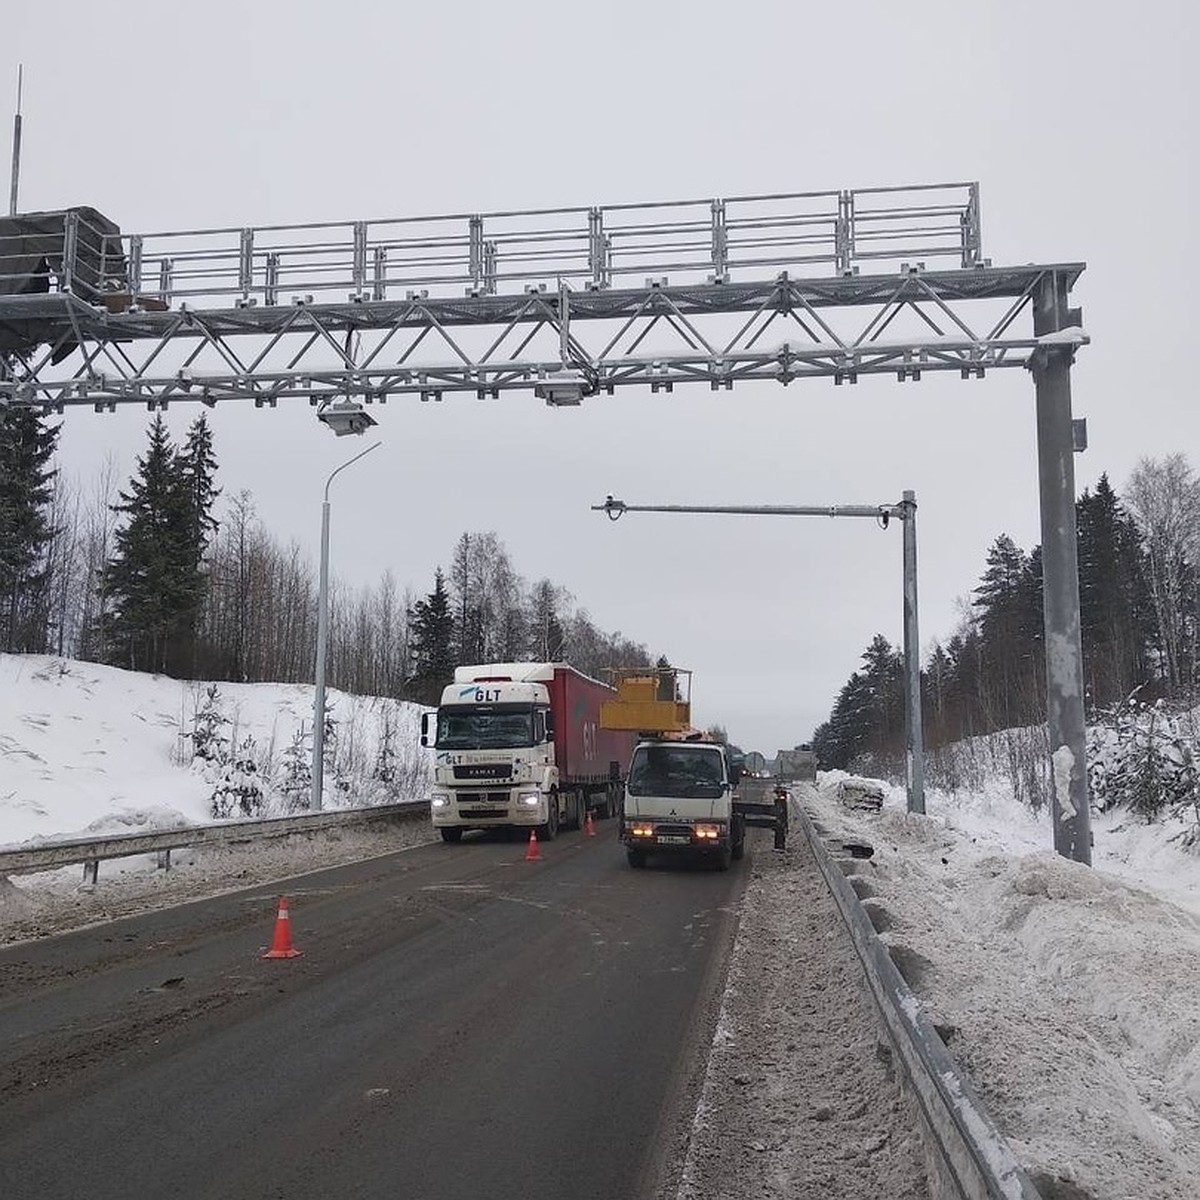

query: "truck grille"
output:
453 763 513 781
652 823 693 838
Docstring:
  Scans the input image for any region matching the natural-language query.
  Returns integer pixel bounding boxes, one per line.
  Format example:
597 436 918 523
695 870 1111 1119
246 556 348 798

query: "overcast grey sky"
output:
5 1 1196 754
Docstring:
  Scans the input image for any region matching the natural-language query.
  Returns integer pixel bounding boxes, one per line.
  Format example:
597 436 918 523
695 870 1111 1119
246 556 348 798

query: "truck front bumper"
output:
431 789 547 828
621 818 730 852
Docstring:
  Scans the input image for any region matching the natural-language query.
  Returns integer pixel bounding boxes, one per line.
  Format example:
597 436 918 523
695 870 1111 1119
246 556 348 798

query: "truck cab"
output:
621 737 746 870
423 674 566 843
422 663 632 844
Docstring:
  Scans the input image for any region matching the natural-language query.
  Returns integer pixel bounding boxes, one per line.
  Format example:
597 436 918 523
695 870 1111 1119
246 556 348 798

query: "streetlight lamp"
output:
593 491 926 814
311 441 382 809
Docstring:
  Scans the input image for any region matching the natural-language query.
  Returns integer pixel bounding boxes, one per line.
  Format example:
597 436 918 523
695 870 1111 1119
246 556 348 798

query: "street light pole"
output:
311 441 381 810
593 493 925 814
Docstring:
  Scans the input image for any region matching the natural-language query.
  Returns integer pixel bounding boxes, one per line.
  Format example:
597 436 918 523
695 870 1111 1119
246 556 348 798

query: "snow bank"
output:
810 771 1200 1199
0 654 431 850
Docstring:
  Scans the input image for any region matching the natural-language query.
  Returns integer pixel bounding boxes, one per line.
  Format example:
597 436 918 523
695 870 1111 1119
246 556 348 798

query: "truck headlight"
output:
431 793 451 809
694 823 721 840
629 823 655 838
518 792 541 808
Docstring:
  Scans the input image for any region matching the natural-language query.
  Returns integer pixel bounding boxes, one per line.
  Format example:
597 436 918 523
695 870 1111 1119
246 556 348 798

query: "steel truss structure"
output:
0 180 1093 869
0 182 1079 412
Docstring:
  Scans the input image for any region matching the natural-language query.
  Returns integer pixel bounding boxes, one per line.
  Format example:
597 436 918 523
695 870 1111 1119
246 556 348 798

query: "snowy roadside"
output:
808 773 1200 1200
0 820 437 946
668 826 932 1200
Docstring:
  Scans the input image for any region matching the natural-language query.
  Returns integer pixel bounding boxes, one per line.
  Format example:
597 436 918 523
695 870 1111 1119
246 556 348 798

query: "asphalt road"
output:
0 823 746 1200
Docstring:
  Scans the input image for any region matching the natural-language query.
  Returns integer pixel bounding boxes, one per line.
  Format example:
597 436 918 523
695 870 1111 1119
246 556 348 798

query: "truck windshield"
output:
627 745 725 799
437 706 535 749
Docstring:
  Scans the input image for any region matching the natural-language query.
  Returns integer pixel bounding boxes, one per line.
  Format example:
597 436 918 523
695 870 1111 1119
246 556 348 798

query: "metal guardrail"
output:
11 183 982 312
0 800 431 884
794 799 1041 1200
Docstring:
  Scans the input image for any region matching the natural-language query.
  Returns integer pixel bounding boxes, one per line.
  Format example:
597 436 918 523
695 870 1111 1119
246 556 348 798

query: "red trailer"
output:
542 664 638 816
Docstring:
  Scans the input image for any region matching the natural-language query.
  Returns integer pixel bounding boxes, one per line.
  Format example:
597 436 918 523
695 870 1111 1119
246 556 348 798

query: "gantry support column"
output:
1031 273 1091 865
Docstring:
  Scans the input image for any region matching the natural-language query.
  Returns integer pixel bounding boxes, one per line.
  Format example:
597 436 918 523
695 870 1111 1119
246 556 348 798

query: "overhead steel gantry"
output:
0 181 1092 867
0 183 1080 410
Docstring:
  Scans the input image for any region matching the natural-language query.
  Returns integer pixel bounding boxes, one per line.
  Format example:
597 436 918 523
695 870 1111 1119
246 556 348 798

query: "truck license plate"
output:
657 834 691 845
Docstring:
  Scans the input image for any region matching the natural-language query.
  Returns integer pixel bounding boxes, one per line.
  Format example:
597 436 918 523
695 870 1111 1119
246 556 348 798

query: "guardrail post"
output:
352 221 368 298
836 191 854 276
962 182 982 267
128 234 143 296
588 208 607 290
469 215 484 294
156 849 172 871
61 209 79 296
82 859 99 886
484 240 497 295
373 245 387 301
238 228 254 303
265 252 279 306
158 258 174 305
710 199 728 283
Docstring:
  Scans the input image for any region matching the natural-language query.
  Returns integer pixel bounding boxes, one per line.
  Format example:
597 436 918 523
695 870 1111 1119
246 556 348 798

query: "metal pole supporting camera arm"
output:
592 492 925 814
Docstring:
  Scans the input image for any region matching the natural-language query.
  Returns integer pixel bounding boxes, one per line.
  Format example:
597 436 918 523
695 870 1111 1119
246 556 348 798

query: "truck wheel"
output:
538 792 559 842
572 790 586 831
714 845 733 871
626 847 646 869
773 827 786 850
440 828 464 844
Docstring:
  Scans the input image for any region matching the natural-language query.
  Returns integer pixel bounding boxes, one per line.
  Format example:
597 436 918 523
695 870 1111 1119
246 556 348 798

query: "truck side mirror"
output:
729 764 743 785
420 712 433 748
545 712 555 742
608 760 621 782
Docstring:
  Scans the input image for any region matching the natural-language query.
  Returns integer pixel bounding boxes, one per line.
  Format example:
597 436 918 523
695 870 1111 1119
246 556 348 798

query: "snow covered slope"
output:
0 653 430 849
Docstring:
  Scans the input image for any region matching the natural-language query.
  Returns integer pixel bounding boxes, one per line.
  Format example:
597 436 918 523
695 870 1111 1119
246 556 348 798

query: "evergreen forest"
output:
811 456 1200 801
0 410 653 705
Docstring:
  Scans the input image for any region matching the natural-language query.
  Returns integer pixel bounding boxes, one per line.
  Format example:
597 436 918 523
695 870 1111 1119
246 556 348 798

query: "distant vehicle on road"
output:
775 745 818 783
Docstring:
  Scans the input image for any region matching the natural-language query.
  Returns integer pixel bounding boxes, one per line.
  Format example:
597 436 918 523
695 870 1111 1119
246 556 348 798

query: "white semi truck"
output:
421 663 636 844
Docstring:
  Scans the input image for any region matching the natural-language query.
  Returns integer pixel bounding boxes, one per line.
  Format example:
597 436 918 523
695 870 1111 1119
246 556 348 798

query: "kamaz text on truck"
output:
421 663 637 844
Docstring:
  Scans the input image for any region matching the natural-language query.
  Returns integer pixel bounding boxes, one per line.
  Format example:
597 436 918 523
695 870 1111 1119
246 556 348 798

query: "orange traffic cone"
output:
524 829 542 862
585 812 596 837
262 895 303 959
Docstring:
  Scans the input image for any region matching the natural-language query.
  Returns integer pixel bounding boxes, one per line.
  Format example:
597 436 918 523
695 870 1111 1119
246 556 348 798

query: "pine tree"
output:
812 666 877 770
176 414 220 674
101 416 206 675
278 725 312 812
0 406 60 652
972 534 1043 728
374 705 397 786
1077 474 1153 707
189 683 229 764
859 633 905 764
408 568 455 705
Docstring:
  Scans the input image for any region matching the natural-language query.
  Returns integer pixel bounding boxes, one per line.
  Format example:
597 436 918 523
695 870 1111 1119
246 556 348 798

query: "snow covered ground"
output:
809 771 1200 1200
0 653 435 938
0 653 431 849
3 655 1200 1198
